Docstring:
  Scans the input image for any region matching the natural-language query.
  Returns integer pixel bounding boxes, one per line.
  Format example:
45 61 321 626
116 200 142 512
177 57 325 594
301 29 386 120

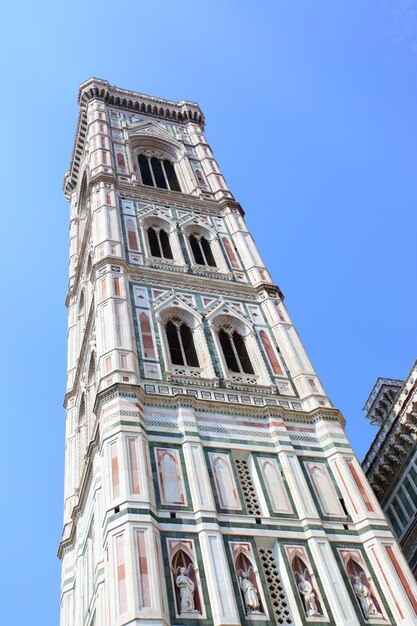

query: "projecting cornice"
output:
363 360 417 499
63 77 205 198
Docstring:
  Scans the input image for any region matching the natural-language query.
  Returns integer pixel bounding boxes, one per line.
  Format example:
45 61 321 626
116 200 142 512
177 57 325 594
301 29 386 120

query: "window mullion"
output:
161 160 171 190
177 326 187 366
148 157 157 187
198 239 207 265
230 333 243 373
156 230 163 257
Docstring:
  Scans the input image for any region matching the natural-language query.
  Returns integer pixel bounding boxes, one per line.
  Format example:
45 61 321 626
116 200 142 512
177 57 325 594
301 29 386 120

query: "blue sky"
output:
0 1 416 624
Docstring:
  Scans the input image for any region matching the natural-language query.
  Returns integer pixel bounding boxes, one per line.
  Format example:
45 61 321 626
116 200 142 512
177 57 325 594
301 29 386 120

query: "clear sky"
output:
0 1 416 624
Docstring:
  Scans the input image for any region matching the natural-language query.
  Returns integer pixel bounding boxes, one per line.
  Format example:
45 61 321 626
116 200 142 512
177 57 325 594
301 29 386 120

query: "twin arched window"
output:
218 327 254 374
166 319 199 367
189 234 216 267
164 317 254 377
146 224 218 269
147 226 173 259
138 154 181 192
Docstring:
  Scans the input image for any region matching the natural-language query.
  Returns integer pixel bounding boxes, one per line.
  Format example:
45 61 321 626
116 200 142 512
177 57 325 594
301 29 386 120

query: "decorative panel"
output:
258 330 284 376
258 547 293 624
127 437 141 495
235 458 262 516
135 529 151 608
304 461 345 518
125 217 140 251
346 459 375 513
110 440 120 499
208 451 242 511
155 447 187 506
115 533 127 614
137 311 157 360
257 457 293 515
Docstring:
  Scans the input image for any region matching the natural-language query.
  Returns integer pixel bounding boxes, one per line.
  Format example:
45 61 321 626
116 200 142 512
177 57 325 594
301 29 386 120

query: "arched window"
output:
166 319 199 367
138 154 181 191
87 353 96 386
147 226 173 259
78 290 85 317
218 328 254 374
189 234 216 266
79 394 86 422
86 253 92 279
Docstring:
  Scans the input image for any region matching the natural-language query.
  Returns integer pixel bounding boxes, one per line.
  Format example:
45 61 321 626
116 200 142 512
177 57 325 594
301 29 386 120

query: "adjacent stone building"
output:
363 361 417 578
59 78 417 626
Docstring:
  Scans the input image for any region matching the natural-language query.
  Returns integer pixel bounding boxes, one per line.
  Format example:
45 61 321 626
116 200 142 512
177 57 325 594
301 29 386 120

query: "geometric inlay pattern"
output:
259 547 293 624
234 459 262 516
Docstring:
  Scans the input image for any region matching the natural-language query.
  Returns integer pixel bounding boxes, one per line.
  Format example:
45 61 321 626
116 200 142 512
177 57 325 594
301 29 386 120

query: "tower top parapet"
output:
363 377 403 426
64 77 205 198
78 78 205 124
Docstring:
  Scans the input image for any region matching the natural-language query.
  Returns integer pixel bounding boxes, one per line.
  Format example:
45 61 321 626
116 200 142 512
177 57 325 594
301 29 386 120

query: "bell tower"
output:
59 78 417 626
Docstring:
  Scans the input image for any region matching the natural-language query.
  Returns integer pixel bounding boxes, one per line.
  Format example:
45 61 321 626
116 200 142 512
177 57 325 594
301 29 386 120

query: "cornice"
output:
59 383 345 557
66 251 284 310
119 175 238 214
363 360 417 496
78 78 205 126
363 377 403 414
129 265 282 300
71 168 242 217
92 381 344 426
64 78 205 199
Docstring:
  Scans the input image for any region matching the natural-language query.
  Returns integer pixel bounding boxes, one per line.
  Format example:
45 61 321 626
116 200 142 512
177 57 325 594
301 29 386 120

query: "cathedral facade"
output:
59 78 417 626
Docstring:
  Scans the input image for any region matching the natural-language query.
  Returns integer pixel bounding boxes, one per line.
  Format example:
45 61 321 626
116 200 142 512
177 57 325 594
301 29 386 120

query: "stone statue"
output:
297 571 321 617
239 570 261 613
176 566 196 613
352 574 382 620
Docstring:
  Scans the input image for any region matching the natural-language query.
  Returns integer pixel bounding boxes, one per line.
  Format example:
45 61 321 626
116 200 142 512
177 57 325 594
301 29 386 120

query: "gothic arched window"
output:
218 328 254 375
166 319 199 367
78 289 85 317
189 234 216 267
79 394 86 422
138 154 181 191
147 226 173 259
87 353 96 386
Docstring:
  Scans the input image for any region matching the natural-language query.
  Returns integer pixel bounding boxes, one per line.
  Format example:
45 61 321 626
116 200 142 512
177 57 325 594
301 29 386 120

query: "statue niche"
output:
235 551 264 615
291 555 323 618
171 548 202 616
346 558 383 621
